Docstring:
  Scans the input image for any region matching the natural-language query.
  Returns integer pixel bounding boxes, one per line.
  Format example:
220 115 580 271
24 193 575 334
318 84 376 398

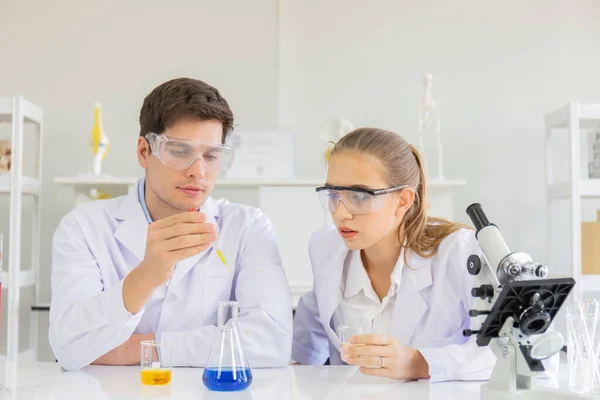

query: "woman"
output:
292 128 557 382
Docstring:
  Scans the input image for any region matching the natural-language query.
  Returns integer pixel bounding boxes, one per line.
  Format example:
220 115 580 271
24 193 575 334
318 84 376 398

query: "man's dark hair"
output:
140 78 234 143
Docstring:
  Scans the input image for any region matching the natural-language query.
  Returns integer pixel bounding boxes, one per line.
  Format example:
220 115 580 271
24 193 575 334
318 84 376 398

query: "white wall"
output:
1 0 600 361
279 0 600 274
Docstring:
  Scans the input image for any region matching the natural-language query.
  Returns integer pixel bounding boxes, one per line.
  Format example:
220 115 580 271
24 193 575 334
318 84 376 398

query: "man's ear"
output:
137 137 150 168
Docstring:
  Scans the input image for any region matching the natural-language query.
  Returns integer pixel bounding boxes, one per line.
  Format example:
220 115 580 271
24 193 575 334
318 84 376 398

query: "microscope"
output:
464 203 588 399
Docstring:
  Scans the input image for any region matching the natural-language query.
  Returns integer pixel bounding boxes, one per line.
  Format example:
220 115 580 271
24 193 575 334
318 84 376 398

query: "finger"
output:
349 334 395 346
169 243 212 261
346 356 387 368
343 344 394 358
164 233 217 252
359 366 394 379
156 222 217 240
151 211 207 229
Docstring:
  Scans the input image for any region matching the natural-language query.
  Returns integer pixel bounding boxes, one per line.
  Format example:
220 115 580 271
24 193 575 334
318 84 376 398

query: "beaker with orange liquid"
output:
140 340 172 386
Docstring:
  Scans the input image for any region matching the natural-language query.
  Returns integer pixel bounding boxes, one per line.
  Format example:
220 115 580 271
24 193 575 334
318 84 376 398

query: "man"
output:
49 78 293 371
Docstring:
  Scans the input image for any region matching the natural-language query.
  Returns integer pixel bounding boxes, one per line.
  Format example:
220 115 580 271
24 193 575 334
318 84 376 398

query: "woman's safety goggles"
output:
145 133 235 174
315 185 408 215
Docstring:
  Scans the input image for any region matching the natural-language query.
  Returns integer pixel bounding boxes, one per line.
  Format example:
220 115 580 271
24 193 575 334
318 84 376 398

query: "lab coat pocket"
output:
203 262 232 278
203 263 233 325
203 249 234 278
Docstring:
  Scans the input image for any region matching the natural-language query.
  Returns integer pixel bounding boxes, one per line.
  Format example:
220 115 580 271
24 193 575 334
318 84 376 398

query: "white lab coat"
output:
49 186 293 371
292 226 559 382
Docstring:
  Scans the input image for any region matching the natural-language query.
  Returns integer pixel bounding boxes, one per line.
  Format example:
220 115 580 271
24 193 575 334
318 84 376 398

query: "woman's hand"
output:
340 334 430 380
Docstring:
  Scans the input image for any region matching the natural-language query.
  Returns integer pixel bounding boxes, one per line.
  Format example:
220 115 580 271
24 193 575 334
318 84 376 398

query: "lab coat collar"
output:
342 251 368 299
113 188 148 262
113 181 221 287
318 237 348 347
390 249 433 345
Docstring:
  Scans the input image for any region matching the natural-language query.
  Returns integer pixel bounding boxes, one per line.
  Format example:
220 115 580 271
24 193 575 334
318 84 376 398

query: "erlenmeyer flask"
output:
202 301 252 392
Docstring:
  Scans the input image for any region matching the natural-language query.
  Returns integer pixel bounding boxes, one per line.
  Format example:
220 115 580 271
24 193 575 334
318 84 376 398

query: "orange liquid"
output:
141 369 172 386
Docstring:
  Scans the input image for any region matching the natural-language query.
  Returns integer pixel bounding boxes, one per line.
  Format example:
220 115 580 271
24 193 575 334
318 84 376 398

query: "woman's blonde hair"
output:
331 127 468 260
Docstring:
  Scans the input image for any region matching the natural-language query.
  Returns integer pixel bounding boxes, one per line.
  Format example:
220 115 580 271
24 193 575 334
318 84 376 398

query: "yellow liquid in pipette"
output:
141 368 172 385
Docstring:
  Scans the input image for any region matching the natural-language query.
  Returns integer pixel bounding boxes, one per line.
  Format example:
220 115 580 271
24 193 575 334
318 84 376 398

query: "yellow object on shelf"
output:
89 188 111 200
582 210 600 275
89 103 110 176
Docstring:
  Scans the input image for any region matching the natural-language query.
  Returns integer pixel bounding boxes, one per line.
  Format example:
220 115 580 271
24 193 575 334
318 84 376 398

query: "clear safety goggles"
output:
316 185 408 215
145 133 235 174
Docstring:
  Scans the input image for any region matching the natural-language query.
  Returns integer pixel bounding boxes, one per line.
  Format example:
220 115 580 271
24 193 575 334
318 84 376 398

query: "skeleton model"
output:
418 73 443 180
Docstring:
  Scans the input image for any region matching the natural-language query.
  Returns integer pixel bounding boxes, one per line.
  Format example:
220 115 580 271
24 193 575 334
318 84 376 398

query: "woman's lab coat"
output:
49 186 293 371
292 227 559 382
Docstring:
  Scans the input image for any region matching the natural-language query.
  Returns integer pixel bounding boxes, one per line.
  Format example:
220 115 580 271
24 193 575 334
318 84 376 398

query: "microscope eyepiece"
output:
466 203 491 232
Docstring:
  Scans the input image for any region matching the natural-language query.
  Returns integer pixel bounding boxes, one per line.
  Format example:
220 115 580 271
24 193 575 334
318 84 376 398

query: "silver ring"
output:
380 356 385 368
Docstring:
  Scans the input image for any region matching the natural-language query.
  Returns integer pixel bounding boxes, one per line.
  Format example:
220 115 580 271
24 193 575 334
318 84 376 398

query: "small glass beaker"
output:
203 301 252 392
140 340 172 386
337 324 365 363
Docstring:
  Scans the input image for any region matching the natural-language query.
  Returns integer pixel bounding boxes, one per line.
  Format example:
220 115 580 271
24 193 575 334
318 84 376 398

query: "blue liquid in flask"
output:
202 367 252 391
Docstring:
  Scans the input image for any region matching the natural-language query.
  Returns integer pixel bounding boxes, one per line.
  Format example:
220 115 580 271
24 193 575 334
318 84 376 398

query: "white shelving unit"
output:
0 96 44 362
545 102 600 302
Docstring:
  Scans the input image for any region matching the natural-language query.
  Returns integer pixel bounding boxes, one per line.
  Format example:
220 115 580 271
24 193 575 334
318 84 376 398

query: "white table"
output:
0 361 577 400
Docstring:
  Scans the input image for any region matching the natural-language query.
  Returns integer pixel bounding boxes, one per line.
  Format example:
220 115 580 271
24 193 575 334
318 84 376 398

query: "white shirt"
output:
332 249 404 335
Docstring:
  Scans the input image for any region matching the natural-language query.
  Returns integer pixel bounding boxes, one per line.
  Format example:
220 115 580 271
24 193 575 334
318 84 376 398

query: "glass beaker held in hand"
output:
337 324 365 363
203 301 253 392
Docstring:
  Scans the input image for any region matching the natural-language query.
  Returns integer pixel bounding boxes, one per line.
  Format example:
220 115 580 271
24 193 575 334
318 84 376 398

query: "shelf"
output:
219 179 323 187
0 97 43 124
0 175 40 195
54 175 139 186
545 102 600 129
220 179 467 189
54 175 138 195
547 180 600 199
580 104 600 121
55 175 467 190
582 275 600 292
1 270 35 289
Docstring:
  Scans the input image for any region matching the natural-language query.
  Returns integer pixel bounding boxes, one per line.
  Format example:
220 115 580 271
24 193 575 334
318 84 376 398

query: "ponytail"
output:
402 145 469 264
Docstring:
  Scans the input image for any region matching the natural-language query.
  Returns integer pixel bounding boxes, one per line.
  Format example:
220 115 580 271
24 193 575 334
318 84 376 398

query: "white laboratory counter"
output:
0 360 579 400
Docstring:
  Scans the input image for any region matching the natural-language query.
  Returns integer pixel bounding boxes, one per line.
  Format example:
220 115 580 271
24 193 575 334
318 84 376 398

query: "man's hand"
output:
340 334 430 380
140 211 217 287
123 211 217 313
92 334 155 366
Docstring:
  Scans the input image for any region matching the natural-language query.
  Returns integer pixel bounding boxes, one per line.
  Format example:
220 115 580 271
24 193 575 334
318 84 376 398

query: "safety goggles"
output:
315 185 408 215
145 133 235 174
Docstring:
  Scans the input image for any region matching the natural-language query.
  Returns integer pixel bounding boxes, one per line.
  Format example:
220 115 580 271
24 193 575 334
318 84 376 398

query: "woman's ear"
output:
395 188 415 217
